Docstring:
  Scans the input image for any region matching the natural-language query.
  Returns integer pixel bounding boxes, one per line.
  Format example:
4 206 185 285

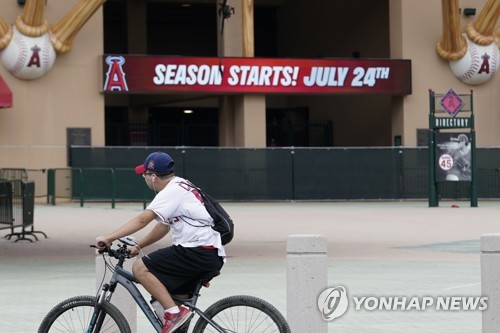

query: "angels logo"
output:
478 53 491 75
104 56 129 92
317 286 349 321
147 160 155 170
27 45 42 68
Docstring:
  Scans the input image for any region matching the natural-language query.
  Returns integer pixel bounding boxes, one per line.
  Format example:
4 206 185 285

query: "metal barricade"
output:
0 180 13 232
0 168 27 181
1 168 49 198
2 180 47 242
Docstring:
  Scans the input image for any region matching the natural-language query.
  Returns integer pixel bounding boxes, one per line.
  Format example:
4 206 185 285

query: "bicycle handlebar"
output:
90 242 131 260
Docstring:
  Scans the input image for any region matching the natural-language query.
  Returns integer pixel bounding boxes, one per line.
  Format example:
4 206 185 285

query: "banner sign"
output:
432 117 472 129
102 55 412 95
435 132 471 182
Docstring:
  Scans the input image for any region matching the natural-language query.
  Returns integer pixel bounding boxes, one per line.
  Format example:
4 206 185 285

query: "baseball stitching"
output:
10 30 29 75
42 34 52 72
457 44 480 82
491 47 499 76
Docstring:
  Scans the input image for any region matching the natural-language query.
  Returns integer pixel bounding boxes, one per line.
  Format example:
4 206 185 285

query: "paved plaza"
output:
1 200 499 332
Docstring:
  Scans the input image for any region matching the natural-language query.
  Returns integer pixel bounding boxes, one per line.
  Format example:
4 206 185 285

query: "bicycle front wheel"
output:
192 295 291 333
38 295 131 333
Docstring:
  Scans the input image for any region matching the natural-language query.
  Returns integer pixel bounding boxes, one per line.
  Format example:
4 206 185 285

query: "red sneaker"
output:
161 306 192 333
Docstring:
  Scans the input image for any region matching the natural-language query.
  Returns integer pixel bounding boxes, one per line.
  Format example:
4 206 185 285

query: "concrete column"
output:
287 234 328 333
234 94 266 147
218 96 235 146
241 0 254 57
218 0 242 57
481 233 500 332
96 255 137 333
216 0 266 148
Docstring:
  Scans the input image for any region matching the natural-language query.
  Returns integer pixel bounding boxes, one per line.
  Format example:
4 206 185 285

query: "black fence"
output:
0 179 47 242
0 181 13 230
66 146 500 202
0 168 49 198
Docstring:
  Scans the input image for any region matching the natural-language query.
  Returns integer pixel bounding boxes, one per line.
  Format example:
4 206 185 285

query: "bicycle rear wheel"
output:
192 295 290 333
38 295 131 333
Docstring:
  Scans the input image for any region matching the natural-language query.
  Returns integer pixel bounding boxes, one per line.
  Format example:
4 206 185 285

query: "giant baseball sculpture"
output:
495 27 500 48
437 0 499 85
0 0 105 80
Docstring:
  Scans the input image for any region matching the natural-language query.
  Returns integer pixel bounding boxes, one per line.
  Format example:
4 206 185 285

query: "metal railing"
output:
0 180 13 231
0 168 48 198
0 179 47 242
3 146 500 207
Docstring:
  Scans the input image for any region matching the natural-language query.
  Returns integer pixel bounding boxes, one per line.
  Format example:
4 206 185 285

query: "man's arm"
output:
96 209 157 248
129 222 171 257
137 222 171 248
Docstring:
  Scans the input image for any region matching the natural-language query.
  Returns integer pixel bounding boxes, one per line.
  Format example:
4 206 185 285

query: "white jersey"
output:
146 176 226 258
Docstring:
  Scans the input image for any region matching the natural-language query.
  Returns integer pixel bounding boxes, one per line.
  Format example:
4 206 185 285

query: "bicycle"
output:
38 237 291 333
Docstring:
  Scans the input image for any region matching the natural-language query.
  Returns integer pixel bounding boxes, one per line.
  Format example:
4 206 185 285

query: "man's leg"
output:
132 259 176 310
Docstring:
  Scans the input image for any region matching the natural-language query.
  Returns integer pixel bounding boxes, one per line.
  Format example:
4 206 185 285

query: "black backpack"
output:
188 183 234 245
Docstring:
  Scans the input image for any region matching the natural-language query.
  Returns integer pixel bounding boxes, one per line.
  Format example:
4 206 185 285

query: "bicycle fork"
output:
87 284 112 333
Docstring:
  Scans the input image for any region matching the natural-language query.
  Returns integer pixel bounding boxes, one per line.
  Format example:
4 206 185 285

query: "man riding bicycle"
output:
96 152 226 333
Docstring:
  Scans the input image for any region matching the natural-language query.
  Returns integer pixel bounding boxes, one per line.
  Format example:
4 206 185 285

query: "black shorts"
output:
142 245 224 294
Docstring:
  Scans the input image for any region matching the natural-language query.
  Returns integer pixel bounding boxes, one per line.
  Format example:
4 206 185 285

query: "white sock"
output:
165 306 180 315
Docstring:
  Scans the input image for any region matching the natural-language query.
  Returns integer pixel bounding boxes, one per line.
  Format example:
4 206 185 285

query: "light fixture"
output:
183 109 194 114
463 8 476 16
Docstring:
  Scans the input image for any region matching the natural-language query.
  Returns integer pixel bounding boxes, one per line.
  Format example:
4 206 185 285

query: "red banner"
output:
102 55 411 95
0 75 12 108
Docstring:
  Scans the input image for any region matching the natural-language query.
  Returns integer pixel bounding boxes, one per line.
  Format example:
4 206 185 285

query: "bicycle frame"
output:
89 266 162 333
90 264 227 333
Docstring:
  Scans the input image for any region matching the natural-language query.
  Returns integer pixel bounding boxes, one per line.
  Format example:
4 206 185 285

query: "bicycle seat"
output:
171 270 221 304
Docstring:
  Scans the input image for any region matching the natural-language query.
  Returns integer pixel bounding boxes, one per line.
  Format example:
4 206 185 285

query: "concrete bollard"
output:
287 234 328 333
481 233 500 333
96 255 137 333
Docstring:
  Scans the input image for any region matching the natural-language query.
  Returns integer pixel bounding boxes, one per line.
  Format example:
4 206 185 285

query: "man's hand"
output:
95 236 111 250
129 245 141 257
